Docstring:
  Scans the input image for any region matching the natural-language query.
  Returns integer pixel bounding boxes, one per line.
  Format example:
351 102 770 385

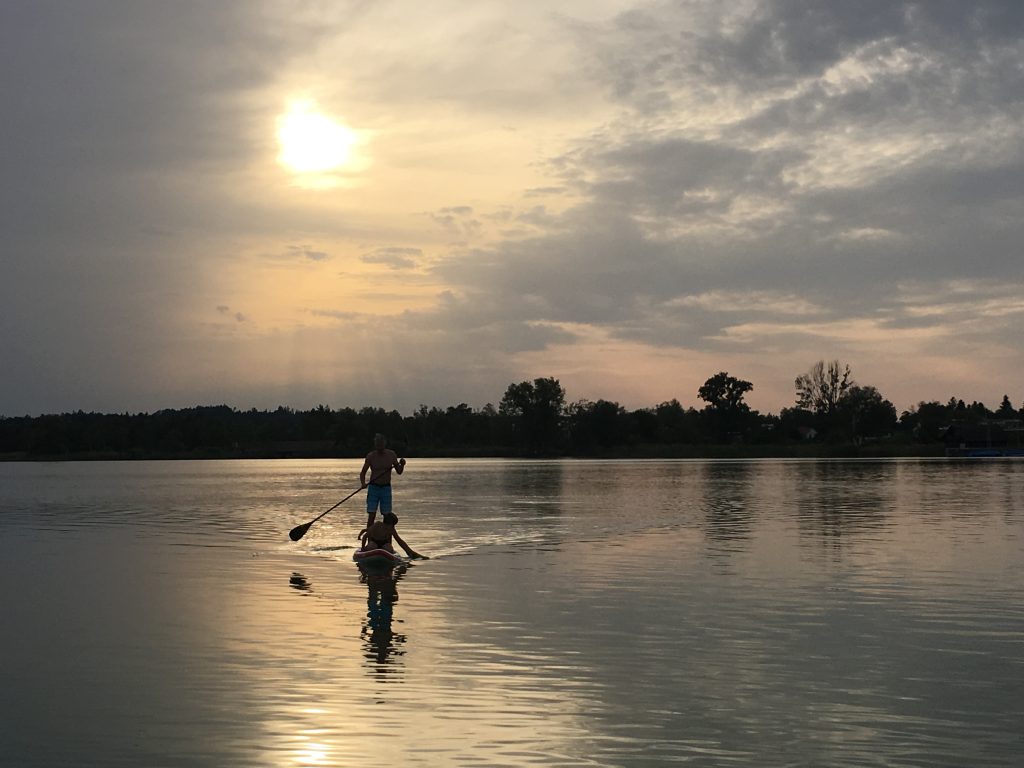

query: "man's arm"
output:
359 457 371 487
391 530 424 559
394 455 406 475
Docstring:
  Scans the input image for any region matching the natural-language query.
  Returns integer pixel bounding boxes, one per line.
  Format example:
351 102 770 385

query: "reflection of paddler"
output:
360 567 406 667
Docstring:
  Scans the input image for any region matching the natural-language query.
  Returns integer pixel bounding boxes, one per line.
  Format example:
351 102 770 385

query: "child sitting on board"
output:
358 512 424 559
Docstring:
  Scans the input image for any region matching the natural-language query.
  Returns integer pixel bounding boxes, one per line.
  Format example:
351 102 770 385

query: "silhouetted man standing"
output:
360 433 405 528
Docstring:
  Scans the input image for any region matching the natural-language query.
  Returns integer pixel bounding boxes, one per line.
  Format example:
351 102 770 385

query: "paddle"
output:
288 468 388 542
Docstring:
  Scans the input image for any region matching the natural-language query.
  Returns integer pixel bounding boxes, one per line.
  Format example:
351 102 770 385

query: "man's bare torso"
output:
365 449 398 484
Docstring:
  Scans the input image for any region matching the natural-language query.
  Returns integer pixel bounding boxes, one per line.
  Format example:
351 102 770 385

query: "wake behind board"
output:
353 548 405 568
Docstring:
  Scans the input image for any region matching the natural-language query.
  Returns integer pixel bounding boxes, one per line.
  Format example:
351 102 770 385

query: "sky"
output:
3 0 1023 418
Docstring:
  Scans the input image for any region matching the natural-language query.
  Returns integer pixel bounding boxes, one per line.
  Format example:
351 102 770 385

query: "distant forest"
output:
2 362 1022 460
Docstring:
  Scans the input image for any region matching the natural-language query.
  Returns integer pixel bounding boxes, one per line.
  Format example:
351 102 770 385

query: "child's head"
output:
382 512 399 526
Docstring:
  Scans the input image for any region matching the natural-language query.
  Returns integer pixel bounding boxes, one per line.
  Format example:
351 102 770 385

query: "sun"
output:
277 100 359 176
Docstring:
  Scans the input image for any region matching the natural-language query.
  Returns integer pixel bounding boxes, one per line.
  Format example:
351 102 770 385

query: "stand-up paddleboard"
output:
353 548 405 567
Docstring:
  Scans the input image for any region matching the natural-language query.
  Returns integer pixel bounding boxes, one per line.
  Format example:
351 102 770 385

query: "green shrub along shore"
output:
4 365 1019 461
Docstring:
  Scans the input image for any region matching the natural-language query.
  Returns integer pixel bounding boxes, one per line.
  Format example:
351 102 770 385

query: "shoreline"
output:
0 444 952 462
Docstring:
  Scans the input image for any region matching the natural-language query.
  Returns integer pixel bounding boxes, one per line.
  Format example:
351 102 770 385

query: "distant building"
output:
797 426 817 441
942 419 1024 457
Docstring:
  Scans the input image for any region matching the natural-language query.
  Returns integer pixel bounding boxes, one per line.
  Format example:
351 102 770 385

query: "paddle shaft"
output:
290 462 402 541
306 484 365 528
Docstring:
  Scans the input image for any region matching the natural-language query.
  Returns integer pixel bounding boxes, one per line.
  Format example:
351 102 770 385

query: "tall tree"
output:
654 399 698 444
698 372 753 413
795 360 853 416
838 385 897 439
997 394 1016 417
499 377 566 453
566 399 628 451
698 371 754 442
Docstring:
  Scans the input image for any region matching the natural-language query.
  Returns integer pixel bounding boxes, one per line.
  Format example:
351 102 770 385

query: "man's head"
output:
373 433 386 449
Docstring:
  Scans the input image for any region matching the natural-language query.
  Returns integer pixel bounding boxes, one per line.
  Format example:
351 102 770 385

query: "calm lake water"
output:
1 458 1022 767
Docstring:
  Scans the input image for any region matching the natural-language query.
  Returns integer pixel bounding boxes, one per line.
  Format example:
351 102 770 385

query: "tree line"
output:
2 360 1021 459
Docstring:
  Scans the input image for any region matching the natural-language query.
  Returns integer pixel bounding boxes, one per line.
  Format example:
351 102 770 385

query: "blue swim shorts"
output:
366 483 392 514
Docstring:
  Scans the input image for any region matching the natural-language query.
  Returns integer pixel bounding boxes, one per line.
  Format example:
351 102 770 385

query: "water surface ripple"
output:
1 458 1022 767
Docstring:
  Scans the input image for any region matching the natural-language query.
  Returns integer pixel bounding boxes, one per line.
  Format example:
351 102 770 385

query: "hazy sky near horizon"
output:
3 0 1023 417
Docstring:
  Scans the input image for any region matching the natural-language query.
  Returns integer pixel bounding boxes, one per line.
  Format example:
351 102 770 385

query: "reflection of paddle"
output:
288 469 386 542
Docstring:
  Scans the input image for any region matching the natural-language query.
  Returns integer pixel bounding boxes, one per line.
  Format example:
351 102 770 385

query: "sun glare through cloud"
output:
276 100 363 186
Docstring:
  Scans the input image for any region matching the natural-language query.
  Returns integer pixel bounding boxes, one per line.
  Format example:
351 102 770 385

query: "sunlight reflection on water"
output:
1 458 1022 766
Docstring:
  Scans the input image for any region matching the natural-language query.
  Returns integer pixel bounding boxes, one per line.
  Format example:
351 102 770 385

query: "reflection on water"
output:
359 565 408 672
699 461 755 550
289 572 313 593
794 461 895 550
288 566 410 676
1 458 1022 767
501 459 565 515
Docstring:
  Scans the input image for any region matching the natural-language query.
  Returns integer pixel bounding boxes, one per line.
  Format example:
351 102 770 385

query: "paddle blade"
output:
289 521 312 542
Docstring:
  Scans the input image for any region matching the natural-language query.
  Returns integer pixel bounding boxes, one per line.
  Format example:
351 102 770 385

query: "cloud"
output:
361 247 423 270
398 0 1024 409
308 309 363 321
284 245 330 262
428 207 482 239
3 1 1024 416
0 1 301 413
215 306 247 323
